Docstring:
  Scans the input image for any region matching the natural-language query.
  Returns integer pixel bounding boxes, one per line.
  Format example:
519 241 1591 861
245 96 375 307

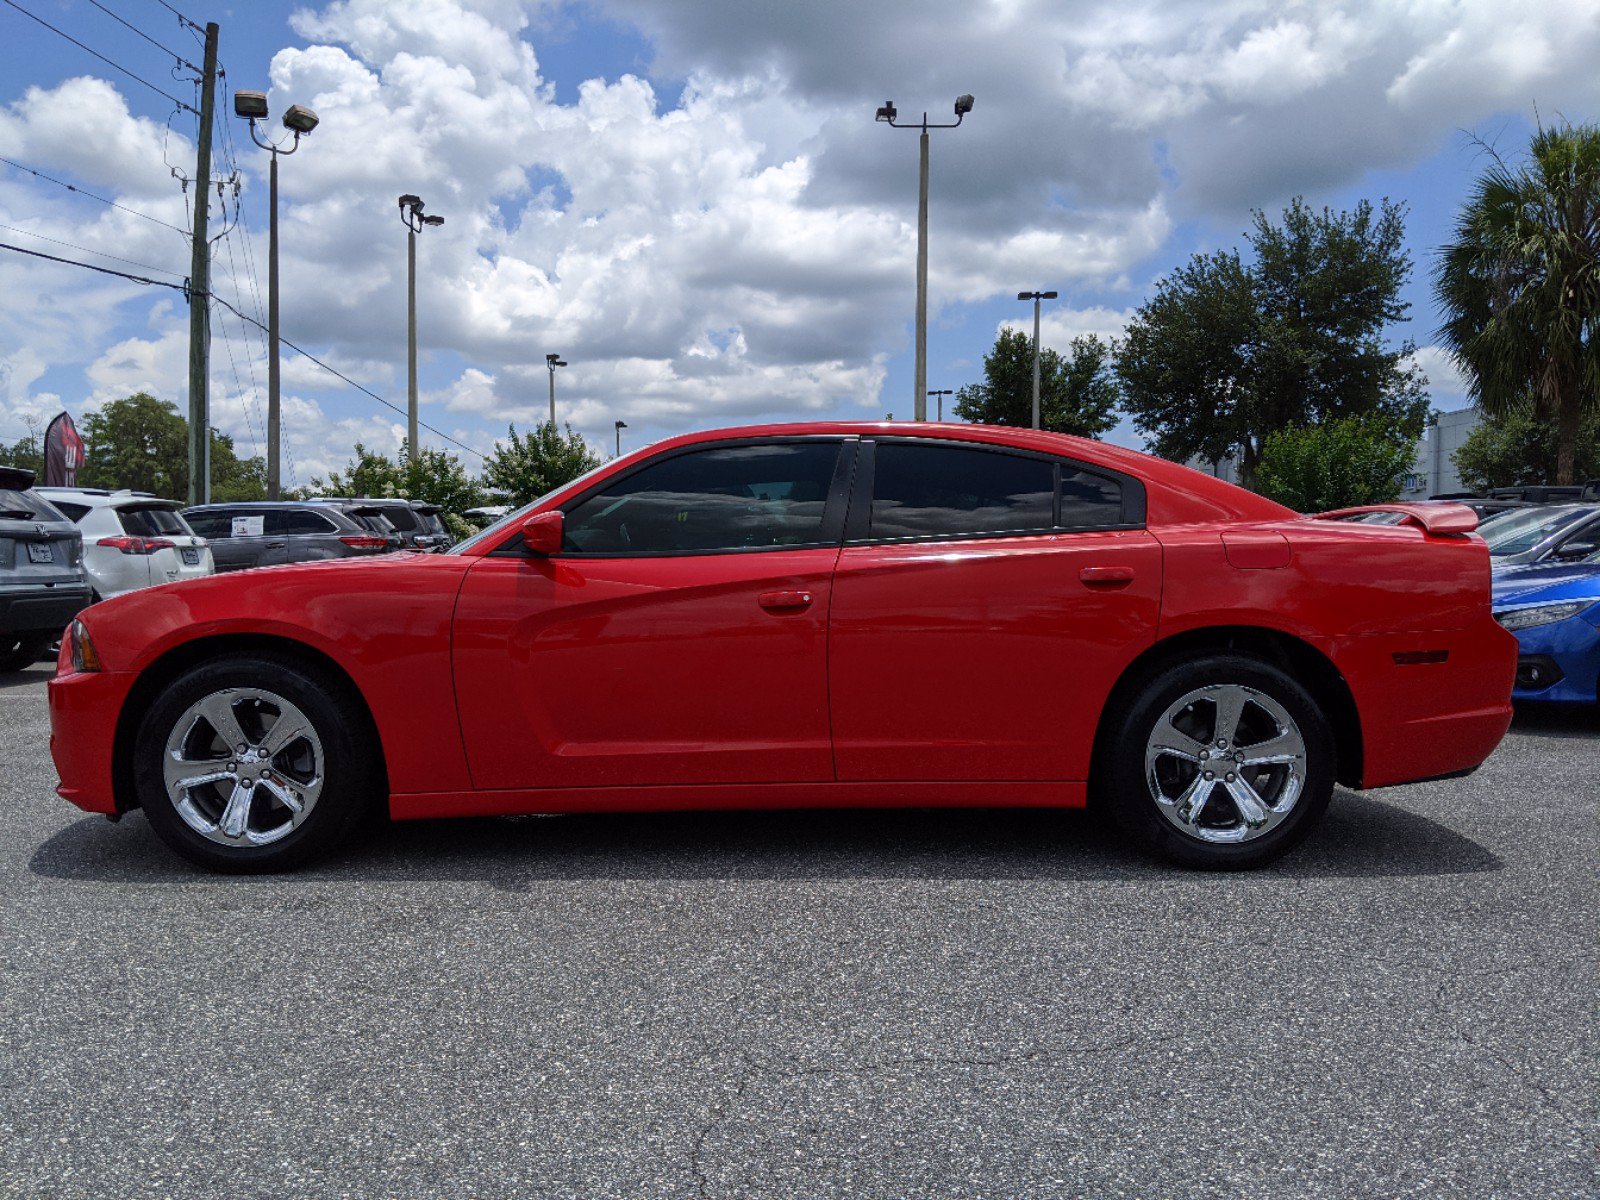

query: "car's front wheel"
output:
1101 654 1335 869
132 655 380 872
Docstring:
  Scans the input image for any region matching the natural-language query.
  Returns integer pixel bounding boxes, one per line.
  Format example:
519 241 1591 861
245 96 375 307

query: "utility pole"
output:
927 389 952 421
186 22 219 506
545 353 567 425
1017 290 1058 430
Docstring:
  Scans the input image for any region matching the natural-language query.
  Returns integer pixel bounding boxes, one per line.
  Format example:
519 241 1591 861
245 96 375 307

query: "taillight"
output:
64 619 102 673
97 536 177 555
338 535 389 549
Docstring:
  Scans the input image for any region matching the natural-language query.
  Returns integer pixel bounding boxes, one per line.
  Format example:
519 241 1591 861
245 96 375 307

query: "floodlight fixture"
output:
422 214 445 226
282 103 319 134
875 100 898 123
233 89 268 120
954 94 975 116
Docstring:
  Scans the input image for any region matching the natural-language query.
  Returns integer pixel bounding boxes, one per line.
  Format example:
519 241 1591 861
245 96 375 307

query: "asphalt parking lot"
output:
1 663 1595 1198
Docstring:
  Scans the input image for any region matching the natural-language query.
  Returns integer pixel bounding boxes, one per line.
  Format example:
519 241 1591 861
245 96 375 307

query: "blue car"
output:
1492 555 1600 705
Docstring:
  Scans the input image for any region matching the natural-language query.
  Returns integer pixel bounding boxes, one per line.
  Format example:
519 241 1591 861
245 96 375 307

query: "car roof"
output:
37 488 176 508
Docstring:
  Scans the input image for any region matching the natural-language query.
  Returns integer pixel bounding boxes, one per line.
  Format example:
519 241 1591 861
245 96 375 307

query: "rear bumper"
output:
0 583 91 637
1340 617 1519 789
48 667 135 814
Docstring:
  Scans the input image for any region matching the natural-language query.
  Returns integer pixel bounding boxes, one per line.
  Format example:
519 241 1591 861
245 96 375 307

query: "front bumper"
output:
48 667 136 815
0 583 91 637
1508 615 1600 705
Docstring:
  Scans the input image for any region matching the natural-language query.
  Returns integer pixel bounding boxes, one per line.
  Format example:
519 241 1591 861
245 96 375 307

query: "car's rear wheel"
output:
0 633 52 672
1101 654 1334 869
132 655 380 872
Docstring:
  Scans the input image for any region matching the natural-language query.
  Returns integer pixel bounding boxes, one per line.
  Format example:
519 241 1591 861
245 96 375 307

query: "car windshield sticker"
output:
231 515 265 538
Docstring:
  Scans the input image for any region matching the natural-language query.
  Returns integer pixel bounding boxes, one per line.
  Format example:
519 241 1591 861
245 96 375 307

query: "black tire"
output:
132 654 382 873
0 632 52 673
1099 653 1335 870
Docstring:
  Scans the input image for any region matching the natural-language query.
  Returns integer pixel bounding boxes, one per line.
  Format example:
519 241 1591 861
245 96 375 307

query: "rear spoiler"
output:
1313 502 1478 535
0 466 37 490
414 504 442 515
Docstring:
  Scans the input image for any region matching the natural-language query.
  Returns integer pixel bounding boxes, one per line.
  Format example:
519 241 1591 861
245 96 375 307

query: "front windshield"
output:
1480 506 1590 556
448 459 617 554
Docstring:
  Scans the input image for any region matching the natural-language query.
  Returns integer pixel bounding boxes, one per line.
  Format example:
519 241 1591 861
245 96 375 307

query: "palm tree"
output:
1434 123 1600 485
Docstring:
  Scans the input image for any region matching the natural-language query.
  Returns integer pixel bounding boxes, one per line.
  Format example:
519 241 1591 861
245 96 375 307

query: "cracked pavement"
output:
1 663 1595 1197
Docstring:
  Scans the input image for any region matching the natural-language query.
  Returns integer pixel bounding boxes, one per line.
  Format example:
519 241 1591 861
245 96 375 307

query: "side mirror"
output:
520 510 564 555
1553 541 1596 560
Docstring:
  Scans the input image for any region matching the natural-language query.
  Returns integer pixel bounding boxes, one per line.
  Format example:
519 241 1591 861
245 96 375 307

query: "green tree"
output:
1254 416 1417 513
953 329 1119 437
1117 197 1430 486
306 442 404 500
79 392 266 501
482 422 603 507
1452 409 1600 491
306 441 483 535
1434 122 1600 485
0 422 44 477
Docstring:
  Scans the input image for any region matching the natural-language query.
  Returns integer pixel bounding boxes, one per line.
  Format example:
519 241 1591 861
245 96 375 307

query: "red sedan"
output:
48 423 1517 872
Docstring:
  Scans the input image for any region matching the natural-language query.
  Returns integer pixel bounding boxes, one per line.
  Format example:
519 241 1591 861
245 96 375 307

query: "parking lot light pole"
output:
876 94 974 421
927 388 953 422
545 353 567 425
614 420 627 457
398 195 444 458
233 91 319 500
1017 290 1058 429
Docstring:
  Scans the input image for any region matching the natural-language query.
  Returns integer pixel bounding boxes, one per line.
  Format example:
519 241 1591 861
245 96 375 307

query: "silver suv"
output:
0 467 91 672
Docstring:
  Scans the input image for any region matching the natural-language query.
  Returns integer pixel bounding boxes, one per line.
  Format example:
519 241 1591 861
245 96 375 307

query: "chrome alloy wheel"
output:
162 687 325 847
1144 683 1307 844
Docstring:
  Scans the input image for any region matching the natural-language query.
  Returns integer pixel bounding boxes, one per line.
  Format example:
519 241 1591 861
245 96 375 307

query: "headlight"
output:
1494 601 1589 632
66 619 102 673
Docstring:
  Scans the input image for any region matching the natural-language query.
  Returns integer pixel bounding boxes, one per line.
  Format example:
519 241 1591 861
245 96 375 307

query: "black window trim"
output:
843 436 1147 546
489 435 860 559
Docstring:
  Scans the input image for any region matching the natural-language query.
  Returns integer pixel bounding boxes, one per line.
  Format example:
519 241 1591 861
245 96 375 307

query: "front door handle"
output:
1079 565 1135 586
758 590 814 611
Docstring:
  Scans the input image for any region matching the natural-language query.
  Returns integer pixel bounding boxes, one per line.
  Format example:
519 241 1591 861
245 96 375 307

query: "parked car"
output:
181 501 402 573
0 467 90 672
52 423 1517 874
1492 551 1600 705
38 488 213 600
1479 504 1600 568
307 497 451 552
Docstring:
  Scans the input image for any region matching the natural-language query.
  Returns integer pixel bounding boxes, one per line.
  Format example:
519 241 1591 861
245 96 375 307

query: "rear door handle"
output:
265 541 287 549
1079 565 1135 586
758 590 814 611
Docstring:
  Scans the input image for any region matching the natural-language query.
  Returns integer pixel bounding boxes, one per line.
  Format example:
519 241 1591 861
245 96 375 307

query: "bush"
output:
1452 410 1600 491
1254 417 1416 513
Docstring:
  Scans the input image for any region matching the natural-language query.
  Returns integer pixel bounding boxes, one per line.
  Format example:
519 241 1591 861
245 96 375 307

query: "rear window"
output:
352 513 397 535
0 489 67 522
118 506 187 537
379 506 419 532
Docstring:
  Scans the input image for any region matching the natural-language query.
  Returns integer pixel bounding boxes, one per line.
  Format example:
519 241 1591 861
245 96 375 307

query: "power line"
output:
147 0 200 31
0 0 198 114
0 239 492 460
0 155 190 235
0 237 183 288
0 222 186 278
84 0 198 71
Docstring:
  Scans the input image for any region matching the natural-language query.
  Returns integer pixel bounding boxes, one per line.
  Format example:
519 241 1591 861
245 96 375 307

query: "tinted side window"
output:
564 442 841 555
266 509 339 536
870 444 1054 540
184 511 232 537
52 501 92 523
1058 468 1123 528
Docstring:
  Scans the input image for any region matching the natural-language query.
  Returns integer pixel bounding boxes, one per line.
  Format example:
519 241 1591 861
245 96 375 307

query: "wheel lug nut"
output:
1204 771 1215 780
1199 750 1209 760
226 762 236 771
1226 773 1235 782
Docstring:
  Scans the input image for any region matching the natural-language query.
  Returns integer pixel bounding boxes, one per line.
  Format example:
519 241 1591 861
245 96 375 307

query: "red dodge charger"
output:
48 423 1517 872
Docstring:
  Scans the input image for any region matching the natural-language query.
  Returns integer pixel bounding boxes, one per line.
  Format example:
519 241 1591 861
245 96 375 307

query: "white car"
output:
37 488 214 600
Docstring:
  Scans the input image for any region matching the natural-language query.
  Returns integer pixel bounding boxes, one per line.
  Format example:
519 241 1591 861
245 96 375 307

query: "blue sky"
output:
0 1 1595 486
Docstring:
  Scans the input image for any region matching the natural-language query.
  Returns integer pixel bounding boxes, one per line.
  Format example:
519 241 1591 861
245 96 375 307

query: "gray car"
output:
306 497 452 552
1480 503 1600 569
0 467 91 671
182 501 403 573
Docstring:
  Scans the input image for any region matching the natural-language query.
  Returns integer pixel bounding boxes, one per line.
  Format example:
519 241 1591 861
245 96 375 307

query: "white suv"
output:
37 488 214 600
